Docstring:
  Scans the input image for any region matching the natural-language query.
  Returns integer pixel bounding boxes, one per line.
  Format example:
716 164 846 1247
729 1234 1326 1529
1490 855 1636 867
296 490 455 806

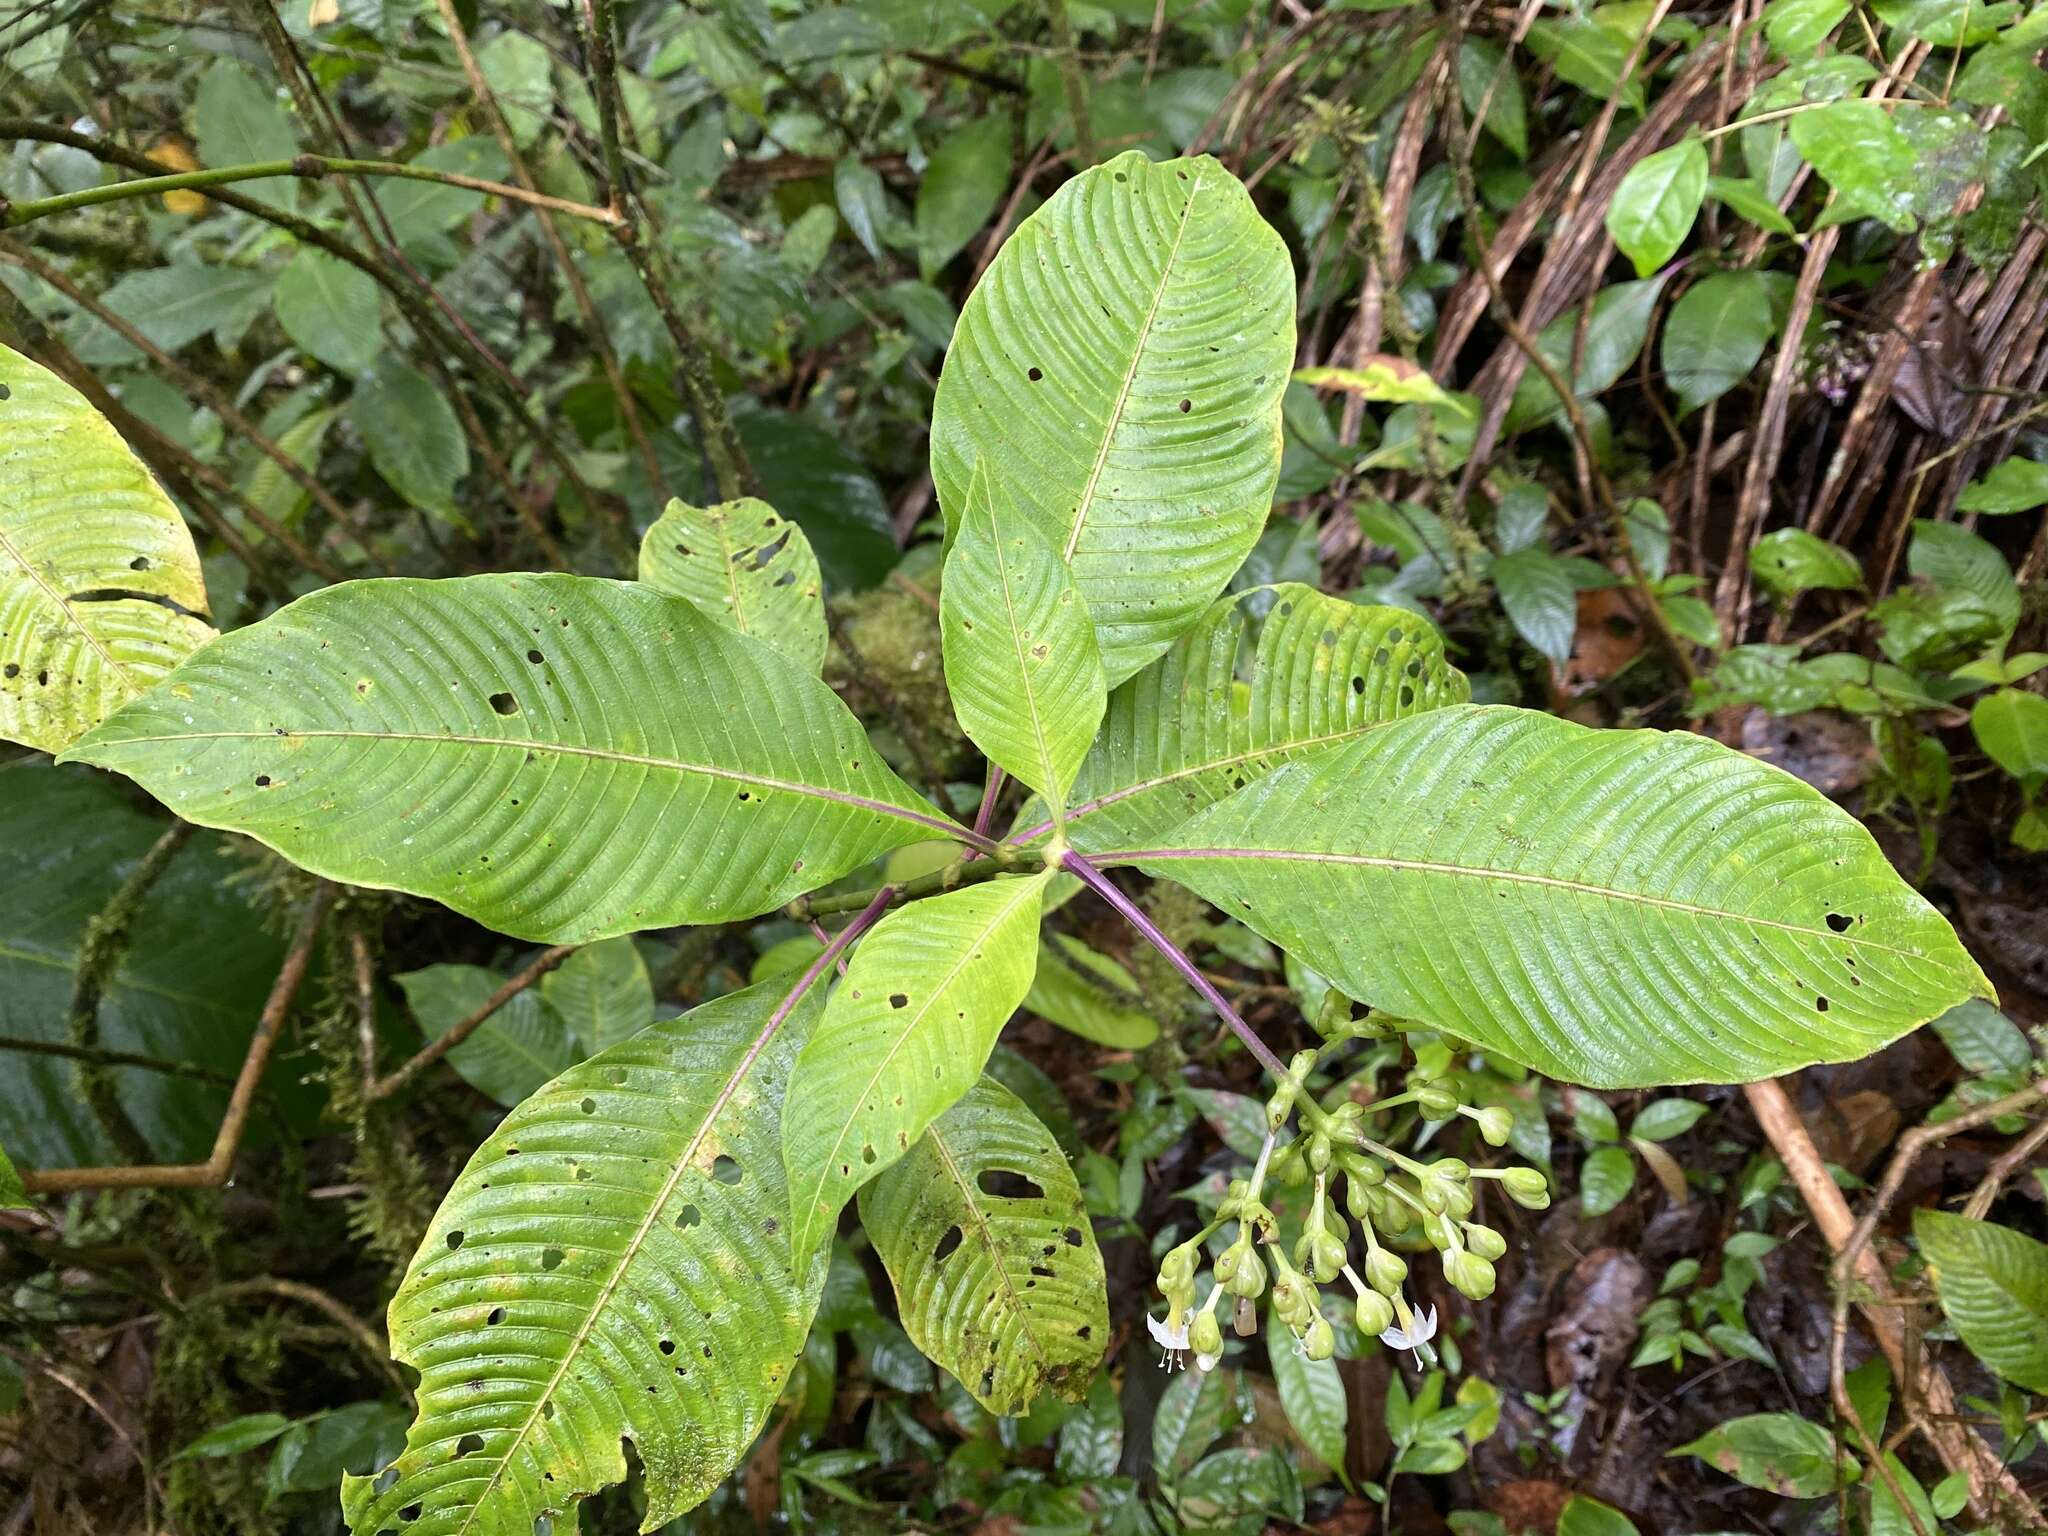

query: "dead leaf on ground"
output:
1560 589 1645 695
1738 709 1878 796
1807 1087 1900 1176
1488 1478 1571 1535
1545 1249 1652 1460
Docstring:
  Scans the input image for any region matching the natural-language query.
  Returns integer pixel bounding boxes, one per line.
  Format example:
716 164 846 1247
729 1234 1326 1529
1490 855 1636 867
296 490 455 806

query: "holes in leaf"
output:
1027 366 1043 382
399 1503 422 1523
373 1466 401 1494
676 1204 701 1229
486 1307 506 1326
541 1247 564 1270
489 692 519 716
129 556 151 571
712 1155 743 1185
861 1144 877 1165
1398 684 1415 708
978 1168 1043 1200
1064 1227 1084 1246
579 1097 596 1114
1 664 15 679
1178 398 1191 413
658 1338 675 1356
606 1066 627 1085
889 993 908 1009
446 1229 464 1250
527 649 544 665
1826 912 1852 933
254 775 272 788
1350 676 1364 695
934 1225 964 1263
1815 995 1830 1013
456 1433 485 1456
1030 1263 1054 1278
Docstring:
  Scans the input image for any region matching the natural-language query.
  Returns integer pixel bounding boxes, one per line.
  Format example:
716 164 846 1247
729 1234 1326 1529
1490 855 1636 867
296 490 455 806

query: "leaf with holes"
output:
930 150 1294 686
339 973 827 1536
62 575 957 943
1036 585 1467 852
542 938 655 1056
1126 705 1990 1088
0 344 215 754
1914 1210 2048 1392
637 497 828 674
940 463 1106 813
397 964 574 1108
783 871 1050 1272
859 1075 1107 1415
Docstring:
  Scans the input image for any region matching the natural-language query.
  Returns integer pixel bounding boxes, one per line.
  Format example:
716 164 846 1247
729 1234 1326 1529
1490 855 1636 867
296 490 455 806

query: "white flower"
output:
1148 1310 1221 1373
1380 1302 1438 1365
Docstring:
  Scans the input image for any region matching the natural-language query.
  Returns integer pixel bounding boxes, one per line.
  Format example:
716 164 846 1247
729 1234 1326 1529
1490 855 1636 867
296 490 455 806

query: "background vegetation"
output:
1 1 2045 1533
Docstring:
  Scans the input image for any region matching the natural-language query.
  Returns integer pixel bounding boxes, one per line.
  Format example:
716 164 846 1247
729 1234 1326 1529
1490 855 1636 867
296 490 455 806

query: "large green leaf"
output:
940 464 1106 812
1605 139 1707 278
1270 1300 1348 1475
784 872 1049 1271
1125 705 1991 1088
1 344 215 753
542 938 654 1056
340 974 828 1536
1914 1210 2048 1392
350 357 469 523
930 150 1295 685
63 575 958 942
859 1075 1108 1415
637 497 828 674
396 964 573 1109
1022 934 1159 1049
274 248 383 377
1038 585 1467 852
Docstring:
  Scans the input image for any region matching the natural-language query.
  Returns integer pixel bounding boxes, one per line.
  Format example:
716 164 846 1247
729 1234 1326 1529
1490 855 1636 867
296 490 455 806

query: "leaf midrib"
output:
922 1119 1053 1380
1061 166 1207 564
0 524 128 678
76 726 966 843
1119 845 1956 962
986 506 1065 819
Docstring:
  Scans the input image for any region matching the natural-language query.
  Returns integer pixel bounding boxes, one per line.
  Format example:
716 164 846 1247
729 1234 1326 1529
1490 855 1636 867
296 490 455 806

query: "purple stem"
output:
970 765 1008 843
1059 850 1288 1079
778 885 894 1025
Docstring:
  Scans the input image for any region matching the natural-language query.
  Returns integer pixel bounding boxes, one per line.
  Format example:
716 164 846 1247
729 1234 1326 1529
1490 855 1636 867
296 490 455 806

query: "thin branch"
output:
365 945 576 1102
0 153 623 230
787 844 1021 922
1060 850 1288 1078
21 884 338 1196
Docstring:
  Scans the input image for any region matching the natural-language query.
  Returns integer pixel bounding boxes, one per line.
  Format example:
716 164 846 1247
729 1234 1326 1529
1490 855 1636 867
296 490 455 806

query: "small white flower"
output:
1148 1311 1221 1372
1380 1302 1438 1365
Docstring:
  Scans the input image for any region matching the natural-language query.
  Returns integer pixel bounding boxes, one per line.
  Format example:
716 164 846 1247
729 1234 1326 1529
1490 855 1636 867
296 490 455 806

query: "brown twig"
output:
21 884 338 1195
365 944 576 1102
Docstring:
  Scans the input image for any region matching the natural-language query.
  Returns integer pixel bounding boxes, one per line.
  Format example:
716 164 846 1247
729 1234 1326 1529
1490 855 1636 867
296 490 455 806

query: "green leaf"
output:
1672 1413 1857 1496
1127 705 1992 1088
1606 140 1708 277
1750 528 1864 598
64 575 954 942
1972 688 2048 782
637 497 828 674
1492 548 1576 664
67 263 276 367
477 29 552 147
1929 998 2034 1075
1053 585 1468 852
1959 456 2048 514
784 872 1050 1271
1557 1495 1639 1536
1704 175 1795 235
940 465 1106 811
1764 0 1850 54
1910 520 2019 635
931 151 1295 686
0 1142 27 1210
1869 1453 1937 1536
241 405 337 533
1295 361 1475 415
860 1075 1107 1415
1505 277 1668 434
1457 39 1528 159
340 973 829 1535
0 343 215 753
1789 100 1918 231
1915 1209 2048 1391
273 248 383 377
1579 1145 1637 1216
193 60 297 208
349 358 469 523
1527 20 1647 113
1630 1098 1709 1141
1271 1305 1348 1474
1023 934 1159 1049
542 938 654 1056
916 114 1010 280
172 1413 294 1462
397 964 573 1108
380 136 512 244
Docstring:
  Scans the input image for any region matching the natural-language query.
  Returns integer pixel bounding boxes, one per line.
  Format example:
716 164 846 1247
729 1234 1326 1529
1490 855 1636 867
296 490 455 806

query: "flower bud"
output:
1313 990 1354 1039
1301 1314 1336 1361
1190 1308 1224 1360
1363 1246 1407 1295
1445 1248 1497 1300
1224 1246 1267 1298
1308 1132 1333 1174
1438 1181 1474 1220
1462 1222 1507 1262
1430 1157 1471 1182
1353 1286 1394 1335
1308 1232 1348 1283
1374 1193 1412 1236
1475 1105 1515 1146
1415 1083 1459 1119
1419 1209 1453 1250
1502 1166 1552 1209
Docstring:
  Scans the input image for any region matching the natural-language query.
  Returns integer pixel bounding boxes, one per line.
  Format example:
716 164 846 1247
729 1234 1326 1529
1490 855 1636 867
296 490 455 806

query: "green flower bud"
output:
1224 1246 1267 1298
1475 1105 1515 1146
1462 1222 1507 1262
1305 1231 1347 1283
1301 1314 1336 1361
1341 1152 1386 1186
1502 1165 1552 1209
1445 1248 1497 1300
1308 1133 1333 1174
1420 1209 1453 1249
1439 1181 1474 1219
1374 1193 1413 1236
1415 1083 1459 1119
1419 1176 1451 1214
1430 1157 1471 1182
1363 1246 1407 1295
1313 989 1355 1039
1353 1286 1394 1336
1190 1308 1224 1360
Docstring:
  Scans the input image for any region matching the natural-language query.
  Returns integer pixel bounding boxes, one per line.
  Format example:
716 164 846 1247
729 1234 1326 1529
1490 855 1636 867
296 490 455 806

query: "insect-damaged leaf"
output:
638 496 828 674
